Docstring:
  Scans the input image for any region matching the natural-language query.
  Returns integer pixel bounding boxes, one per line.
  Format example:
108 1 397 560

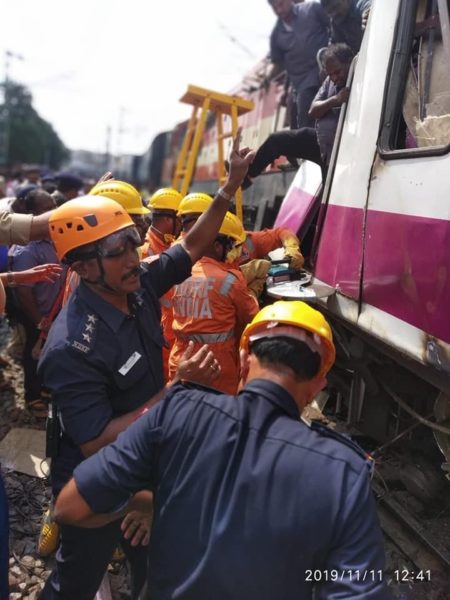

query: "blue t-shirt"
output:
75 379 390 600
270 1 329 91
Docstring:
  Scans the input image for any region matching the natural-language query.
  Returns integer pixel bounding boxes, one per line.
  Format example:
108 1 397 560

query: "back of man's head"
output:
250 335 321 381
240 301 335 380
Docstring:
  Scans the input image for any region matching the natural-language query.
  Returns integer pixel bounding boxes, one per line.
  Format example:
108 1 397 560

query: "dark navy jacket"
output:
75 380 391 600
38 244 192 493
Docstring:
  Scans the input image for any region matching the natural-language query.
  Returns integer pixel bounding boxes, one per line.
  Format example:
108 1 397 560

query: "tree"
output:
0 81 69 168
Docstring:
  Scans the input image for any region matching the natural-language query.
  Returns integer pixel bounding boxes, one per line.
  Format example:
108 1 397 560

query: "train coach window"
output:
380 0 450 157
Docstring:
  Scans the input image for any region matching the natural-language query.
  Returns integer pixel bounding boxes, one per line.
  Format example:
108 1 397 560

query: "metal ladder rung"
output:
217 132 233 141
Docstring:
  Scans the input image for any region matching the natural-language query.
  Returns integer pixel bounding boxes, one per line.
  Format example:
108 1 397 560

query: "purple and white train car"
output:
274 0 450 490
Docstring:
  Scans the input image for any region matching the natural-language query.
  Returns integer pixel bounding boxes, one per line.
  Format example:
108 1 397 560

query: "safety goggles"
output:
96 226 142 258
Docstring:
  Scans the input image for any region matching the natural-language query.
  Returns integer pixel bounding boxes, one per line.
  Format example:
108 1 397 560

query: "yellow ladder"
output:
172 84 254 223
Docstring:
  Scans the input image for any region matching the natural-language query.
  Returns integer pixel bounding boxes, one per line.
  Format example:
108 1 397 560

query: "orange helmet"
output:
49 196 134 261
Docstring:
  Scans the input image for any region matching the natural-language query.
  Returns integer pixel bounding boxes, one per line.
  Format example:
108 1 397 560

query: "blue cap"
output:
56 172 84 190
16 184 38 200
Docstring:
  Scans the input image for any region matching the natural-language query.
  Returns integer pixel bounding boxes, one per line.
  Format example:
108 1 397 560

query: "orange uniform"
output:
238 228 294 265
169 257 259 394
142 227 171 258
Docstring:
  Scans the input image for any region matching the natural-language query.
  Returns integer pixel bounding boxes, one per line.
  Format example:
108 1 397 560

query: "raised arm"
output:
181 130 255 264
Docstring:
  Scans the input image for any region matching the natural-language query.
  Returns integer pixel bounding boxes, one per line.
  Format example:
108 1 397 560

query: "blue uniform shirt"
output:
39 244 192 493
75 380 391 600
270 2 329 91
329 0 369 53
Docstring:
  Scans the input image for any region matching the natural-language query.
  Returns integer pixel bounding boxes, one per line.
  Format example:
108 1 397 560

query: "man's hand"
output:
175 342 221 386
335 87 350 106
13 263 63 285
95 171 114 186
121 509 152 547
226 128 256 191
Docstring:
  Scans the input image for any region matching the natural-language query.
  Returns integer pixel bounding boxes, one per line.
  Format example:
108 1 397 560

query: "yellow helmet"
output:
177 193 213 216
89 180 149 215
218 211 246 245
240 301 335 377
149 188 182 212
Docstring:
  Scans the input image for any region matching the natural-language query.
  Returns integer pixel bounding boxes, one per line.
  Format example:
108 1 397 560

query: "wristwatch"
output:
6 272 16 288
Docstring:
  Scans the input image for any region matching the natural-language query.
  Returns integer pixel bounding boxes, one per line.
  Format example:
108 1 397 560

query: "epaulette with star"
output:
70 312 98 355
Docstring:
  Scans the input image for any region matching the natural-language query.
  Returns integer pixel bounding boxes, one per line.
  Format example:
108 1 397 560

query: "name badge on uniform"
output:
118 352 142 376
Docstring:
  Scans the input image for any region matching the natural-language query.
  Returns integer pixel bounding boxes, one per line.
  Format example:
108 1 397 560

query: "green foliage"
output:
0 81 69 168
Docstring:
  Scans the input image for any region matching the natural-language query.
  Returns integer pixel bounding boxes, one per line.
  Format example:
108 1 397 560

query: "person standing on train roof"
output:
53 300 390 600
268 0 329 128
321 0 371 53
141 188 182 257
169 203 259 394
37 132 255 600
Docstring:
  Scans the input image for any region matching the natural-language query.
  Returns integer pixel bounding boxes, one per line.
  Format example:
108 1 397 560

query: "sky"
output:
1 0 276 156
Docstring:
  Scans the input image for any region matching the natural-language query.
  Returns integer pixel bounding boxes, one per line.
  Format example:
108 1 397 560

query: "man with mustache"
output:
37 133 254 600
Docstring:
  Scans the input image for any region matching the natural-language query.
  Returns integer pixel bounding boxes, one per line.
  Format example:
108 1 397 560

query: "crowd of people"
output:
0 2 394 599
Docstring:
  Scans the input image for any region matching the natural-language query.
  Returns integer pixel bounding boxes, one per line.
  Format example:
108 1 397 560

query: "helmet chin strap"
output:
83 254 121 294
216 237 234 263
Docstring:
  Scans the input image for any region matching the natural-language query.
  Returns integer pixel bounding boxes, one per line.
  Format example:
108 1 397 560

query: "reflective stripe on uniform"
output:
176 330 234 344
245 237 255 254
160 297 172 308
219 273 237 296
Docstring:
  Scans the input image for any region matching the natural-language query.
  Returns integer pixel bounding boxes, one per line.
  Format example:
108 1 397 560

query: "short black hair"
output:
321 43 354 66
24 189 52 215
250 336 321 381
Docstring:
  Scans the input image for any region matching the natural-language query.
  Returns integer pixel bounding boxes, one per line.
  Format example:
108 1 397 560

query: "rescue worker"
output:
37 132 254 600
141 187 182 257
61 180 151 306
169 209 259 394
40 180 151 552
89 179 150 245
139 187 183 380
54 301 390 600
178 192 304 269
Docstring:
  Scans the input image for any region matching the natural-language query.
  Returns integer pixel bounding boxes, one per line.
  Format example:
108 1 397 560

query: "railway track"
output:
373 479 450 575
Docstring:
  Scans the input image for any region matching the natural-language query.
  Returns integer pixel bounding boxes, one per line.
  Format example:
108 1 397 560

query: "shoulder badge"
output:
70 313 98 355
310 421 375 478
